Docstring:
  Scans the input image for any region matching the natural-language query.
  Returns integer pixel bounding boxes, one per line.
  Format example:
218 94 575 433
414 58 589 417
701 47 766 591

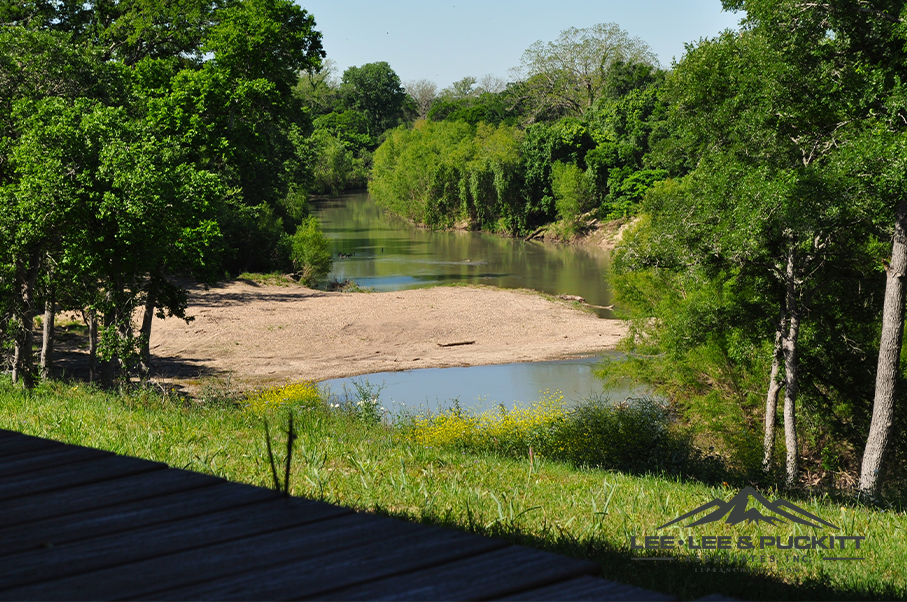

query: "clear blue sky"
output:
296 1 742 88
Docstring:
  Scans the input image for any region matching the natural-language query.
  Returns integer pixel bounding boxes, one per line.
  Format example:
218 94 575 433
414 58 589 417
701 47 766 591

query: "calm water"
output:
311 192 630 408
320 355 645 415
312 192 614 318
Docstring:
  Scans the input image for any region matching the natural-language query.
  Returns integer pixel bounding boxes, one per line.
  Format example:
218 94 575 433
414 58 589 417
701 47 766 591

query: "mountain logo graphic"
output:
657 487 840 530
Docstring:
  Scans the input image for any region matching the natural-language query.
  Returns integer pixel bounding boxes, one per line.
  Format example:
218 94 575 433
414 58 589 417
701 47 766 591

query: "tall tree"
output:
618 18 875 486
723 0 907 498
514 23 658 120
340 62 408 137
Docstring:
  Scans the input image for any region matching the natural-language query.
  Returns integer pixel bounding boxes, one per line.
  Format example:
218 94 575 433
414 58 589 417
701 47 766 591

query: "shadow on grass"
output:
367 505 899 601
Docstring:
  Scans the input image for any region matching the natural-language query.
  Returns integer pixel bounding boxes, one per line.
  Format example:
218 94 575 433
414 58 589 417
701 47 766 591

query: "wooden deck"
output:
0 429 674 601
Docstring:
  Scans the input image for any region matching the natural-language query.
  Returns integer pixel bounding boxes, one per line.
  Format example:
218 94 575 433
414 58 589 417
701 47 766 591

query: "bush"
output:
403 391 724 480
290 216 332 286
244 381 324 416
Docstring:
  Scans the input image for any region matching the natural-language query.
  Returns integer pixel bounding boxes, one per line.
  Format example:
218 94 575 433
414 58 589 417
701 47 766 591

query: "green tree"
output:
340 62 408 137
514 23 658 120
616 22 878 487
723 0 907 497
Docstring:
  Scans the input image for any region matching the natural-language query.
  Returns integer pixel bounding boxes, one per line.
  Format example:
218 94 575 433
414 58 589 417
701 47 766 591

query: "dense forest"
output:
3 0 907 497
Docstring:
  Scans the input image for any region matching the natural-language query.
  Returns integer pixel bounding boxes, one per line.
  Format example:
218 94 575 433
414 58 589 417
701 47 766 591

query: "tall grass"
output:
0 377 904 600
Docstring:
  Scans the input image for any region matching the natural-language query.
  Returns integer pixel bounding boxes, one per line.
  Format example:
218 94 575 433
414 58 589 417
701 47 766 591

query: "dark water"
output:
312 192 614 318
320 355 645 415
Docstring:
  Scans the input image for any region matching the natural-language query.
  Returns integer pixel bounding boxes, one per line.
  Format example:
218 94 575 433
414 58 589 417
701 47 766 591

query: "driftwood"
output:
437 340 476 347
524 226 547 241
557 294 586 303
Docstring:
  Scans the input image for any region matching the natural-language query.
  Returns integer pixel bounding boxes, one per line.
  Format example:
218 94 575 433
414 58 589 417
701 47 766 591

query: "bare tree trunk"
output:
11 251 40 389
781 246 801 488
763 312 785 472
139 283 157 379
859 200 907 497
88 309 98 384
99 307 116 388
40 286 55 380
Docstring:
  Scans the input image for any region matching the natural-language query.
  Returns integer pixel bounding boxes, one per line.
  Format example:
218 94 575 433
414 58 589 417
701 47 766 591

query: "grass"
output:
1 377 905 600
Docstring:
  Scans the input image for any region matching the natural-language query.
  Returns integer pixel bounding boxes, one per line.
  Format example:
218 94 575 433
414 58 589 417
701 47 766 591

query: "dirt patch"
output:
147 282 626 389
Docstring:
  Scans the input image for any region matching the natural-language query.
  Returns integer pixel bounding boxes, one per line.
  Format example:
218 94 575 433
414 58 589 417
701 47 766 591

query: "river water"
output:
310 192 627 412
312 192 614 318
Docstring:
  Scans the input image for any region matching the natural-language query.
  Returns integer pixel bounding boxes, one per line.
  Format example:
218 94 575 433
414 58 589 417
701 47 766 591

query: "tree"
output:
340 62 408 136
616 20 878 487
0 0 324 386
404 78 437 120
514 23 658 120
722 0 907 498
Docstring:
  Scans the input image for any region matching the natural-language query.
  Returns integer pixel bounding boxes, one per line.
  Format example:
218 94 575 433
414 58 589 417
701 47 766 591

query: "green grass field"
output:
1 378 904 600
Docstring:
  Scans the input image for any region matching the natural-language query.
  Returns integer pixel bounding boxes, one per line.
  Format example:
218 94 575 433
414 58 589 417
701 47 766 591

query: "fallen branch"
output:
437 340 476 347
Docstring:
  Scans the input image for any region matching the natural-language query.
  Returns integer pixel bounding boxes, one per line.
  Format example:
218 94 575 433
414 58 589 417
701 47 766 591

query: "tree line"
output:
0 0 335 388
608 0 907 497
363 23 669 238
362 8 907 496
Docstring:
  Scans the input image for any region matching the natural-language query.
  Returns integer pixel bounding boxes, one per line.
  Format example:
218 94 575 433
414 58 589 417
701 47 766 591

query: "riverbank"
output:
148 282 626 391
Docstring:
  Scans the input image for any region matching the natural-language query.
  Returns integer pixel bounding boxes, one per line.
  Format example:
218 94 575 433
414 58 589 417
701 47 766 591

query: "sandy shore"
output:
147 282 626 388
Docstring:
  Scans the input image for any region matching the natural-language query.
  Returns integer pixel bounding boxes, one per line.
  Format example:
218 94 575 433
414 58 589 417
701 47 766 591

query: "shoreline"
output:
147 282 627 391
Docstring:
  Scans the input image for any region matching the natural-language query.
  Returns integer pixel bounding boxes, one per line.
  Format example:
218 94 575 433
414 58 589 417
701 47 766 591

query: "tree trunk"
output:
88 309 98 384
762 312 785 472
781 246 801 488
99 308 116 388
139 282 157 379
40 286 56 380
11 251 40 389
859 200 907 497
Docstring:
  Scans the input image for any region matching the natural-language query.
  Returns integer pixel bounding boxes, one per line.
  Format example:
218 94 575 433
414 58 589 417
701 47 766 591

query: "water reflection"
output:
312 192 614 318
320 356 645 414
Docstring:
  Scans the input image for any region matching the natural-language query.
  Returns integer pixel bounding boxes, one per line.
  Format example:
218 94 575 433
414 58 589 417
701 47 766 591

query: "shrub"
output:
244 381 323 416
290 216 333 286
403 391 724 480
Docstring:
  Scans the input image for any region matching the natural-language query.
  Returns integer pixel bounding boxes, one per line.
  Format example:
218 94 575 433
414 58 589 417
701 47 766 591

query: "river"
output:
312 192 615 318
311 192 629 413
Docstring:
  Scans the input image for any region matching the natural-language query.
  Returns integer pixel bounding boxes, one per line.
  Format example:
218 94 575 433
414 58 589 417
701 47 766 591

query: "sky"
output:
296 0 743 89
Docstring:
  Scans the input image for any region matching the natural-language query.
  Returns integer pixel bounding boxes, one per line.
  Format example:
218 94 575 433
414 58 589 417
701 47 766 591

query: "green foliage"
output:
0 3 326 384
369 120 524 232
309 130 354 196
550 161 594 232
604 168 668 217
290 216 332 286
340 62 408 137
313 110 371 153
516 23 659 120
405 392 722 480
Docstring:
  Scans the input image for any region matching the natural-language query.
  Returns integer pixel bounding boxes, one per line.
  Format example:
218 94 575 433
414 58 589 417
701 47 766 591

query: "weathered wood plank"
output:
497 575 677 601
147 524 510 600
315 546 601 601
0 480 266 556
0 446 109 479
0 493 349 593
0 454 164 501
0 467 213 529
16 513 426 600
